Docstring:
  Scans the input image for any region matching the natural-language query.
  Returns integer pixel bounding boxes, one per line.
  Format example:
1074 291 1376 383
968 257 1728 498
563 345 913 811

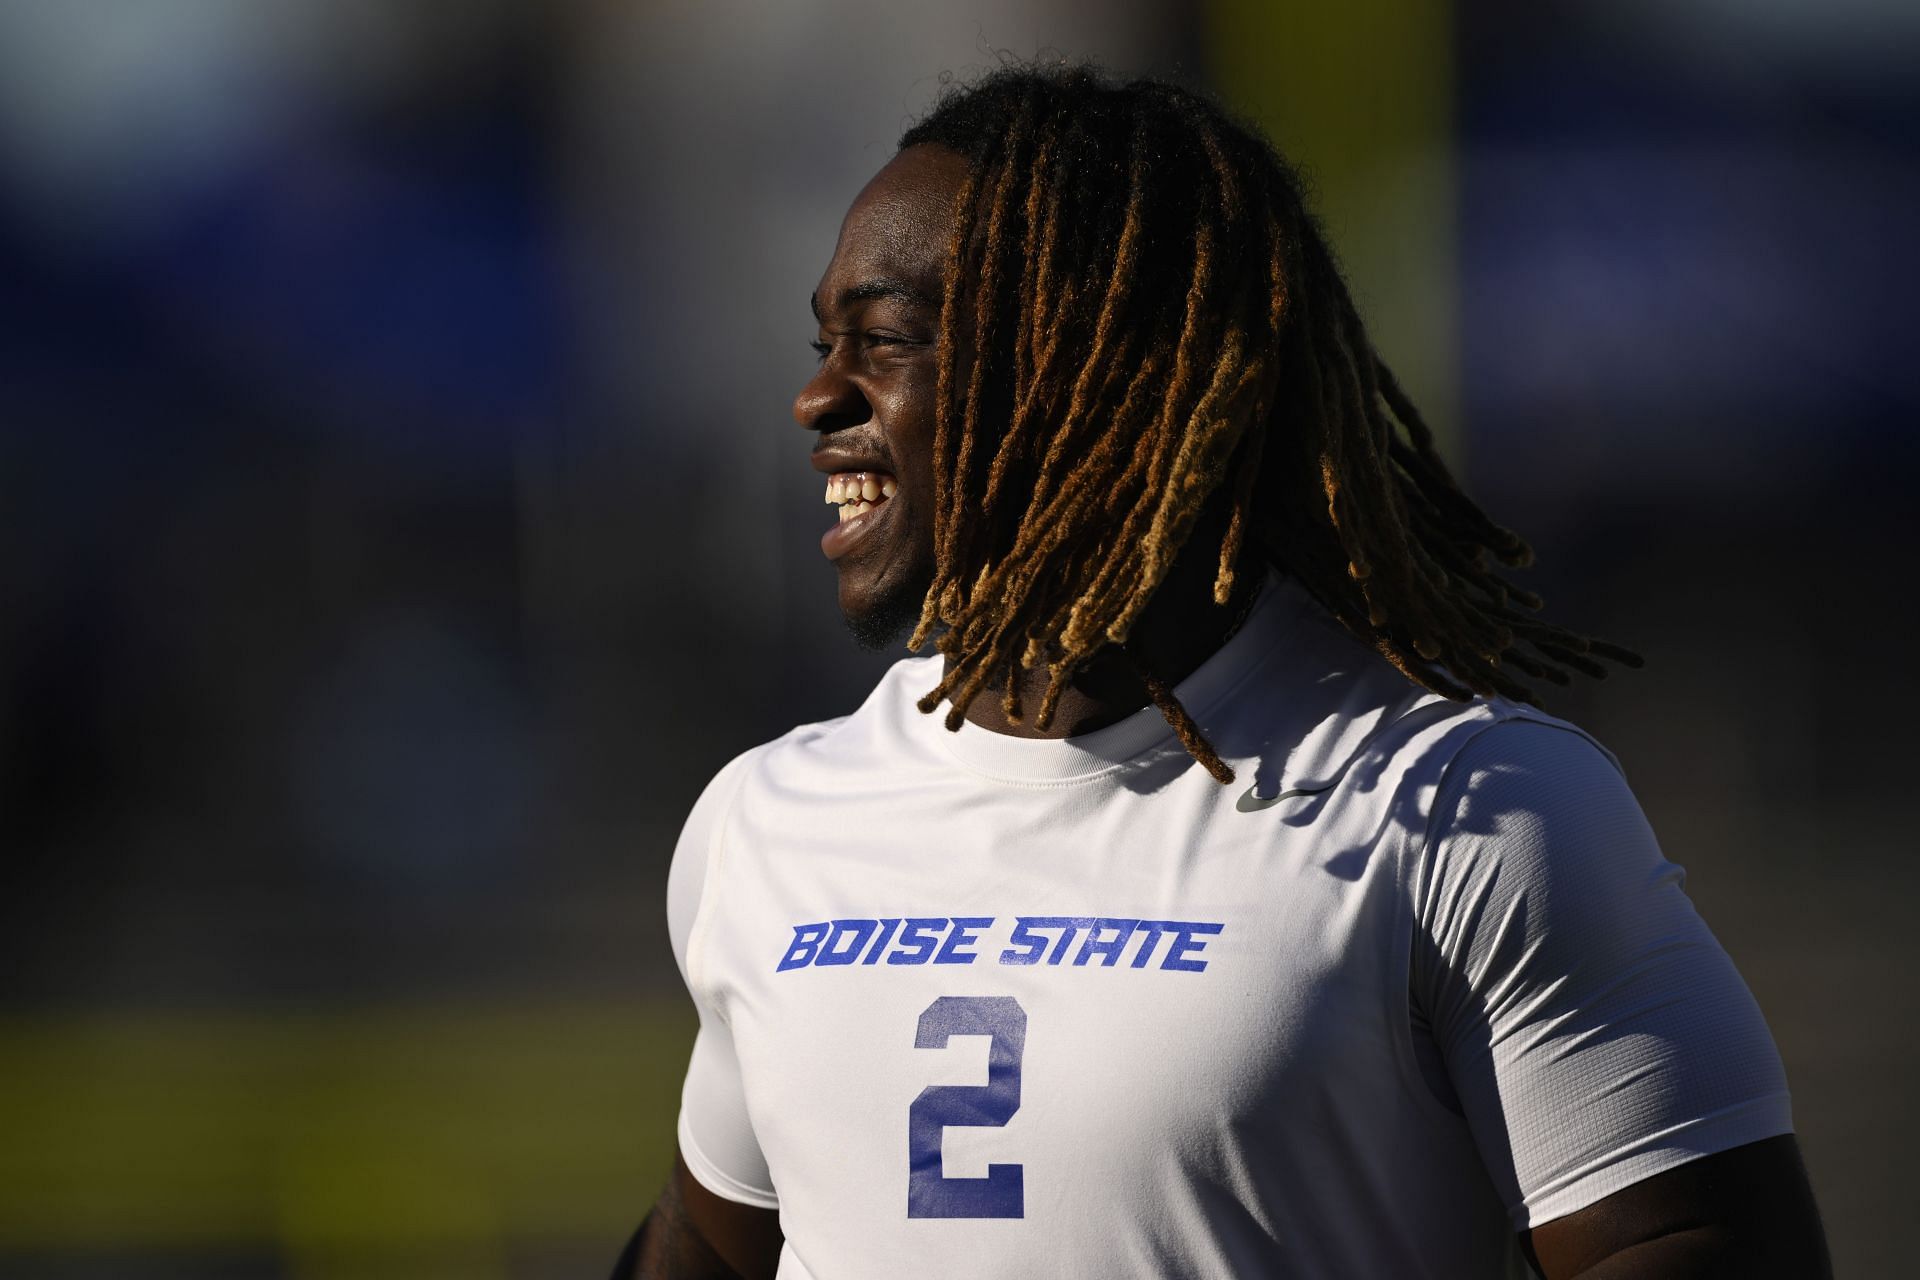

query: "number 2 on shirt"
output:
908 995 1026 1218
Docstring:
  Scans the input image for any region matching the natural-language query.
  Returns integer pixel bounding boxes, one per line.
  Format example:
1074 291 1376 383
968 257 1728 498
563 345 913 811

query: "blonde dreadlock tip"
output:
1348 560 1371 581
1211 560 1237 607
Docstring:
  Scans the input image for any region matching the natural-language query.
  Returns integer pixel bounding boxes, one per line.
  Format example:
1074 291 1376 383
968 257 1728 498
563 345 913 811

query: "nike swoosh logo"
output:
1235 783 1331 812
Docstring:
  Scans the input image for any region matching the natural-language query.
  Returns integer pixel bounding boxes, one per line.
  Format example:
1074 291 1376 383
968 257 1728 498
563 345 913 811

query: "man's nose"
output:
793 360 870 434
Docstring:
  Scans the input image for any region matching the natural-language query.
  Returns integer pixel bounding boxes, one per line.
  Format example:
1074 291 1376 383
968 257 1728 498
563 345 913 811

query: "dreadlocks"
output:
897 65 1638 785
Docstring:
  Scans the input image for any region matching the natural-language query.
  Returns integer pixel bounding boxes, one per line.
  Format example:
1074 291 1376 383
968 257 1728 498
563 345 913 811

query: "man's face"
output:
795 144 967 648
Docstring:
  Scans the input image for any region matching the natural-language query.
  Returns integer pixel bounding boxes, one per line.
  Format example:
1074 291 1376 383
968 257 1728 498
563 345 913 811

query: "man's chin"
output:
840 577 931 652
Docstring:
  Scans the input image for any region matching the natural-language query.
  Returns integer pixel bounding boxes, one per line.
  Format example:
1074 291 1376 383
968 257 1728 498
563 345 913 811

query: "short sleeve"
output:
668 749 779 1209
1410 719 1793 1229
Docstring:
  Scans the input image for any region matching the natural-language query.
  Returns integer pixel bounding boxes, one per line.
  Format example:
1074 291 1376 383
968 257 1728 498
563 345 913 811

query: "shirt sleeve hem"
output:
1519 1092 1794 1229
678 1109 780 1211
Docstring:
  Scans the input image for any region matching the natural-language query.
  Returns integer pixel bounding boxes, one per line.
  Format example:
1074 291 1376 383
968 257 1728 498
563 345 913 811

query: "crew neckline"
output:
913 571 1308 783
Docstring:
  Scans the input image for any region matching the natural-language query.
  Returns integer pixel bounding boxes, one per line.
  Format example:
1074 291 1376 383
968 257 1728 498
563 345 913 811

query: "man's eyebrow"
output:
810 277 939 320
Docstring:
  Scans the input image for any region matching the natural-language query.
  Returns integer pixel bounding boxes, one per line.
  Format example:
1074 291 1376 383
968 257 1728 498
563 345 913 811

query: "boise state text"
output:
776 916 1225 973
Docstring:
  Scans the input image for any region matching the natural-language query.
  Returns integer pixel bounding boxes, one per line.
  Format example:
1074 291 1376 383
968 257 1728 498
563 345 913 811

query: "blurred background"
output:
1 1 1913 1276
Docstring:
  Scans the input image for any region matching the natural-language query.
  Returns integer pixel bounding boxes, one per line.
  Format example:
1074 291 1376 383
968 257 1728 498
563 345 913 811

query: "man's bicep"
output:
667 749 778 1205
678 1022 778 1209
1520 1134 1828 1278
615 1150 783 1280
675 1150 785 1278
1414 720 1793 1227
652 748 781 1268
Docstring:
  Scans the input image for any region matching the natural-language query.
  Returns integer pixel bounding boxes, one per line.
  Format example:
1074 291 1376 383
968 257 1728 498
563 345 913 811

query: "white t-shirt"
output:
666 575 1791 1279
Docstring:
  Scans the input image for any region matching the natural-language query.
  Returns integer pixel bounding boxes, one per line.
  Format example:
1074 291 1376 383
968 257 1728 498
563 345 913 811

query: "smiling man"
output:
613 66 1828 1279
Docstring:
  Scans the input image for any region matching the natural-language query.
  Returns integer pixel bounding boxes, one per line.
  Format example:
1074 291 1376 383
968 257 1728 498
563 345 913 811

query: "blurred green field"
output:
0 1001 697 1278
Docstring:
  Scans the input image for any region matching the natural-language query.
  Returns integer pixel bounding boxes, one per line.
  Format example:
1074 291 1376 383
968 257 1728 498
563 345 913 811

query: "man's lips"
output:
820 468 896 561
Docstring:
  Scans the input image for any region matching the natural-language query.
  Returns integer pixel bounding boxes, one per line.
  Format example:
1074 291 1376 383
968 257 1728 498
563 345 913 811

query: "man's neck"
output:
956 565 1260 740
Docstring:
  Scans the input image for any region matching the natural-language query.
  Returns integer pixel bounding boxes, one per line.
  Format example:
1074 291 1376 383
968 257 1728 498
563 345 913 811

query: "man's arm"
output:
611 1149 784 1280
637 749 780 1277
1520 1134 1828 1278
1414 722 1819 1274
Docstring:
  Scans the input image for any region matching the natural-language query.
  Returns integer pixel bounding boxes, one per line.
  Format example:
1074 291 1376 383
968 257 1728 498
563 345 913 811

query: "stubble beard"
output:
842 567 936 653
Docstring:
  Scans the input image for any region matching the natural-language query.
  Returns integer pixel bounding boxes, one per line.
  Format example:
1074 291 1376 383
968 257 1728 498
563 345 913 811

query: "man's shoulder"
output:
1209 593 1487 796
1424 700 1623 792
699 652 945 798
1227 581 1623 800
1365 696 1622 815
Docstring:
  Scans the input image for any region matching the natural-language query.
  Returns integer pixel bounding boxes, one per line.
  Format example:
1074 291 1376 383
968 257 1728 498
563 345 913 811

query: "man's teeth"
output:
822 471 898 520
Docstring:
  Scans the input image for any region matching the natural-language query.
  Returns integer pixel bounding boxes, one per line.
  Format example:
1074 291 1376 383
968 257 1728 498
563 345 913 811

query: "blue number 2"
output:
907 995 1026 1218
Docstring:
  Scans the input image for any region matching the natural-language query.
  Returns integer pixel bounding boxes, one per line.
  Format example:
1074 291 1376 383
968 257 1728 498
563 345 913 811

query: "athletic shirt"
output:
666 575 1791 1279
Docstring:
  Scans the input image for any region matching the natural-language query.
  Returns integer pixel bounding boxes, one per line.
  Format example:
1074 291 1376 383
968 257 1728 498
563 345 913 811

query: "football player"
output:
614 66 1828 1279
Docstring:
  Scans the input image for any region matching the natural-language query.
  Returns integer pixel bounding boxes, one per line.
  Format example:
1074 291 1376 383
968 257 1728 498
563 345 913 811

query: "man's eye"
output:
811 332 923 364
